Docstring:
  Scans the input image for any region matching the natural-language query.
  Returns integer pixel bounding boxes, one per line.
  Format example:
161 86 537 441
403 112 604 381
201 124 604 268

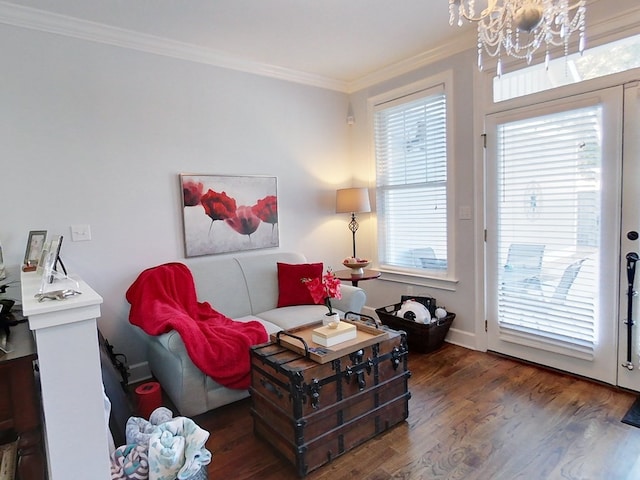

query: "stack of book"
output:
311 322 357 347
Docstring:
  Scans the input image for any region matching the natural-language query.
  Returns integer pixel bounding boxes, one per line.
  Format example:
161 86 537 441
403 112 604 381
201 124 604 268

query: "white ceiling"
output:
0 0 477 88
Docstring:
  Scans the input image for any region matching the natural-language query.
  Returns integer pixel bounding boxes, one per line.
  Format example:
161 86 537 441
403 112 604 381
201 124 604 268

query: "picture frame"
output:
23 230 47 267
36 235 64 285
180 174 279 257
37 243 56 290
36 242 50 275
47 235 64 283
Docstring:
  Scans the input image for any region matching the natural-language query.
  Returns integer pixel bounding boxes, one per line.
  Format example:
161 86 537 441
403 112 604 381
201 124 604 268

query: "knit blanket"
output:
112 407 211 480
110 444 149 480
126 262 267 389
148 416 211 480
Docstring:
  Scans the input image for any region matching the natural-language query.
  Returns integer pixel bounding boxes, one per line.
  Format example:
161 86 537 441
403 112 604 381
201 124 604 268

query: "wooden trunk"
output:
250 328 410 477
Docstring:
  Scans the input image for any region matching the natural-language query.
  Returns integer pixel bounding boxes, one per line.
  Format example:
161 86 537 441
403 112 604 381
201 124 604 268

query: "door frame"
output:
618 81 640 390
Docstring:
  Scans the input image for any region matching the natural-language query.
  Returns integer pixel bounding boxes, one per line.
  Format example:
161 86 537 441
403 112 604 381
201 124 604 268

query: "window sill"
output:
378 268 459 292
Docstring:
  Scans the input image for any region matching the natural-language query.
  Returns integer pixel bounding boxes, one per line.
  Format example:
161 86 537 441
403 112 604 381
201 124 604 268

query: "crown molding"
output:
0 1 349 92
1 1 636 95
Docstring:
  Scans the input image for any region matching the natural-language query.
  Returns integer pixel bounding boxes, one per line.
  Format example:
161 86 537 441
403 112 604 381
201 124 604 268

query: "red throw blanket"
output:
126 262 268 390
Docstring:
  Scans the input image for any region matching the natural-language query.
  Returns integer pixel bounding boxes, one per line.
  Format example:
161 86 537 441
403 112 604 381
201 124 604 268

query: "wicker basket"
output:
375 297 455 353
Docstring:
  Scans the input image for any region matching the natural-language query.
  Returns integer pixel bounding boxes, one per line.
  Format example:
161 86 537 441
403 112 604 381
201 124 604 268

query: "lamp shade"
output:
336 187 371 214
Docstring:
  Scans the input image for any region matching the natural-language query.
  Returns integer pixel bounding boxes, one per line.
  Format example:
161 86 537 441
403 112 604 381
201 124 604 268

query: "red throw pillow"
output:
277 262 324 307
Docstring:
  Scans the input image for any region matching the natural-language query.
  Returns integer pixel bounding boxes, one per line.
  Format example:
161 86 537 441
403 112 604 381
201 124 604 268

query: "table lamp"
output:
336 187 371 258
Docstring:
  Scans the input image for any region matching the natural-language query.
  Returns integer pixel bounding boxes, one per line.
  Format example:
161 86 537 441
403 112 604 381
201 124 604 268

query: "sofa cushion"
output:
234 315 282 336
236 252 308 314
187 256 252 318
258 305 339 331
276 262 323 307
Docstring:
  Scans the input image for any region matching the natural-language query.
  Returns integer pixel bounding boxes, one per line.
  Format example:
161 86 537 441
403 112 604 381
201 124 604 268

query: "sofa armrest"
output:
332 285 366 314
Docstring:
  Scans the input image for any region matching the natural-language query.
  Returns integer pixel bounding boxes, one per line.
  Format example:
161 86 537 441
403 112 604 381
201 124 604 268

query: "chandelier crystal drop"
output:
449 0 587 74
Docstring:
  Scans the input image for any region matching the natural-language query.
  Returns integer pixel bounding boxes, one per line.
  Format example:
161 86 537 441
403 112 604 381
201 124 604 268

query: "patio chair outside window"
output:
503 243 546 291
551 259 586 303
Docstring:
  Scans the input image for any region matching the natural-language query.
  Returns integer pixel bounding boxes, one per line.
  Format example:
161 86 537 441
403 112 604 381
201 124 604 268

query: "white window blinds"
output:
374 86 448 271
495 105 601 359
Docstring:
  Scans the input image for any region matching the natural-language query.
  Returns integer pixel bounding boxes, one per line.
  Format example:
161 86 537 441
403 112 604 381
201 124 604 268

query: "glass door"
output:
485 87 623 383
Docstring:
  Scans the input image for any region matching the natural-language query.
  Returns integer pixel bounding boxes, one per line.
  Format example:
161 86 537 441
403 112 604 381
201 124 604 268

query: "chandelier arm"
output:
450 0 500 23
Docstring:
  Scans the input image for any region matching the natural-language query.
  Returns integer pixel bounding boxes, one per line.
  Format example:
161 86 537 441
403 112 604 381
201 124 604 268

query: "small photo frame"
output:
47 235 64 283
24 230 47 267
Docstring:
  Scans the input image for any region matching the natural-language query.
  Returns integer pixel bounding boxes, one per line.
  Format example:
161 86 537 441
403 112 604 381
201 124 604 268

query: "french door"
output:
486 86 625 384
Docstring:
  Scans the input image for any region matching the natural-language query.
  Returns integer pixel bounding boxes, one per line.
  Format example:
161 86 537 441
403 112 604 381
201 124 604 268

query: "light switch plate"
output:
459 206 472 220
71 224 91 242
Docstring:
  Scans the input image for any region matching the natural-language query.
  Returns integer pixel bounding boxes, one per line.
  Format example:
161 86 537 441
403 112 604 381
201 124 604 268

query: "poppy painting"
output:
180 174 279 257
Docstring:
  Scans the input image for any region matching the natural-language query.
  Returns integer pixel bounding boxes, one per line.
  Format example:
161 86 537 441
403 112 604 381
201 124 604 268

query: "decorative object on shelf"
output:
34 289 82 302
342 256 370 275
336 187 371 259
23 230 47 272
323 312 340 327
41 235 67 283
449 0 587 75
302 268 342 318
180 174 278 257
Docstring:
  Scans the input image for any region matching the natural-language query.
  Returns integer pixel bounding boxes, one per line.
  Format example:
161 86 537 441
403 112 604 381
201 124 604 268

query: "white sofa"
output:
134 251 366 417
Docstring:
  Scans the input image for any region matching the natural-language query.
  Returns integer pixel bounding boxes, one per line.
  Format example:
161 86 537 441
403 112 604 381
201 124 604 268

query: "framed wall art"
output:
180 174 279 257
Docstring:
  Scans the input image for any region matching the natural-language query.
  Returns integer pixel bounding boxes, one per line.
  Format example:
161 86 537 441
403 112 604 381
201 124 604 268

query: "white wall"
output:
348 49 481 350
1 24 356 376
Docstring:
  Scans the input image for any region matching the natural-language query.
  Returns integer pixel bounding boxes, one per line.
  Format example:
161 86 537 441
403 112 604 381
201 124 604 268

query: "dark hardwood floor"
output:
194 343 640 480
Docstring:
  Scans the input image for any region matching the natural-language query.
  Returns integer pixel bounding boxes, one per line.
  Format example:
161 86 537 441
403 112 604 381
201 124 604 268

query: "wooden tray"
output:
270 318 389 363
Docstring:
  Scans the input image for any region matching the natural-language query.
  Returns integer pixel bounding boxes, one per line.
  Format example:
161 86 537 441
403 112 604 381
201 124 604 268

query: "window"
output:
372 78 450 274
494 33 640 102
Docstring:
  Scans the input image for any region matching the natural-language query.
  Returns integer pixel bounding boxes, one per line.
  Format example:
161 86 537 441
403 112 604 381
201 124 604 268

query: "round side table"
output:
334 269 381 287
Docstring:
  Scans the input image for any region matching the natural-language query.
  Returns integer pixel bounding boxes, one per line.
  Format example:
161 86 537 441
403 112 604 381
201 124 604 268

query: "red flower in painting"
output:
252 195 278 225
201 189 237 222
225 206 261 237
183 180 204 206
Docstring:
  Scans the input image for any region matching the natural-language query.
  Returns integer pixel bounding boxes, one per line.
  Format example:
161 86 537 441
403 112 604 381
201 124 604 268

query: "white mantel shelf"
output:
21 271 111 480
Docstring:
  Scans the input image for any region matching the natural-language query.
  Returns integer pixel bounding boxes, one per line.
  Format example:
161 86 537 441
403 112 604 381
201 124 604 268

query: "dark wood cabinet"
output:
0 320 46 480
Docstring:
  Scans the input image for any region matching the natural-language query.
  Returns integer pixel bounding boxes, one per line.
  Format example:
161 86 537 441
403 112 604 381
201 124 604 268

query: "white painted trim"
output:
0 1 477 94
0 1 349 92
0 2 638 93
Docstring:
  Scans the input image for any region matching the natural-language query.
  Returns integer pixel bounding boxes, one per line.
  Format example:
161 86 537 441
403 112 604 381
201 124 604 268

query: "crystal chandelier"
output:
449 0 587 75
